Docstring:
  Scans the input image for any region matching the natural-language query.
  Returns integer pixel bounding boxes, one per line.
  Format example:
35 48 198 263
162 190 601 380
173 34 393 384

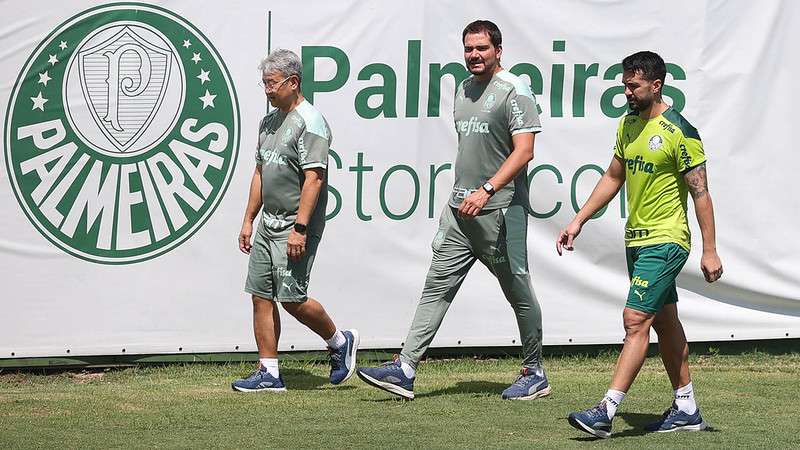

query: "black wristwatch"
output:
482 181 495 196
294 223 307 234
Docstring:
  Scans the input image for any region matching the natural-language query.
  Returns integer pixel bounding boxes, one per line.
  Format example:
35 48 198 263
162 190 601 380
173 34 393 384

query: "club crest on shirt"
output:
481 93 497 112
281 127 294 145
648 135 663 151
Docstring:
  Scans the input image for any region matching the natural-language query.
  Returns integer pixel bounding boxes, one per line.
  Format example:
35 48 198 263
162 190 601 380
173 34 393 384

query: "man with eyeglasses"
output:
232 49 358 392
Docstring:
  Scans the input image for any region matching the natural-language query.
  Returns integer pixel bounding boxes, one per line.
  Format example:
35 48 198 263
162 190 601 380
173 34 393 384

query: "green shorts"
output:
625 243 689 314
244 222 321 302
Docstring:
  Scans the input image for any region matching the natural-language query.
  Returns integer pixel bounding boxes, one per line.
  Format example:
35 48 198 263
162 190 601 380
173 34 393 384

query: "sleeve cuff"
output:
511 126 542 135
301 162 327 170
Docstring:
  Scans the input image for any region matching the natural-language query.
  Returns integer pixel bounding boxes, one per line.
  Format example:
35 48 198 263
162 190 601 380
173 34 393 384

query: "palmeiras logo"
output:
4 3 240 264
648 135 663 151
481 93 496 112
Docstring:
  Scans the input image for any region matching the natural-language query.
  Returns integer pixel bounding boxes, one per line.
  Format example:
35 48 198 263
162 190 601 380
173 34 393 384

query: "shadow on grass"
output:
568 412 721 441
276 368 334 391
616 412 722 436
360 381 509 402
419 381 508 398
362 396 414 403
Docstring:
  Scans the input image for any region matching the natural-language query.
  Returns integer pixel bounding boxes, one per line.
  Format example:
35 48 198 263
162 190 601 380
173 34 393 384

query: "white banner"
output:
2 0 799 359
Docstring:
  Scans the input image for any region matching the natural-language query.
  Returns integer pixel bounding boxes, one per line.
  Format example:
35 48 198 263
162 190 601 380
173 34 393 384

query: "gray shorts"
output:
244 223 321 302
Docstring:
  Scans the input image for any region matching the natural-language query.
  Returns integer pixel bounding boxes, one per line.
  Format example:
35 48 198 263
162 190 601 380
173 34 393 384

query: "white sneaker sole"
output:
569 415 611 439
656 420 707 433
231 385 287 393
357 371 414 400
507 385 552 401
339 328 360 384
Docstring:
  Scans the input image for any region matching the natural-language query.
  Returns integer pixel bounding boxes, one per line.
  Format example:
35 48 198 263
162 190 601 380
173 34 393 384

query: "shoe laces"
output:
511 373 533 388
247 366 265 380
329 347 344 369
379 354 402 368
659 402 678 419
665 406 682 420
587 403 609 420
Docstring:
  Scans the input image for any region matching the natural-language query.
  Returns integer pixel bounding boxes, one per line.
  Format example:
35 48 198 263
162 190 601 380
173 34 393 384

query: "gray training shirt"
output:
449 70 542 210
256 99 330 235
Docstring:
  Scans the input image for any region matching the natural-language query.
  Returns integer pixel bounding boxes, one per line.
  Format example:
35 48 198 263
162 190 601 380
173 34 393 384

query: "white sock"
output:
602 389 626 418
325 330 346 349
259 358 279 378
400 361 416 379
674 382 697 414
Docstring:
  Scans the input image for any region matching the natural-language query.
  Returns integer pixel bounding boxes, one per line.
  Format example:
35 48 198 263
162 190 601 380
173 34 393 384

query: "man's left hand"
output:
458 189 491 218
287 230 306 261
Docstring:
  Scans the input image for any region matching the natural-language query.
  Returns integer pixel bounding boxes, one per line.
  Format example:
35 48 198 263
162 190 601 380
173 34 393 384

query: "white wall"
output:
1 0 798 359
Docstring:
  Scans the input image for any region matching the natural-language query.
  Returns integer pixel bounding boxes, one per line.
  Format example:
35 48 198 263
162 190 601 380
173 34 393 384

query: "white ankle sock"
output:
674 382 697 414
325 330 346 349
602 389 626 418
400 361 416 378
259 358 279 378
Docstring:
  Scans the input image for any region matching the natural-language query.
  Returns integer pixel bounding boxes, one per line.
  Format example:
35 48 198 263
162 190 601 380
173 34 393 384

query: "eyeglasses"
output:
258 76 293 92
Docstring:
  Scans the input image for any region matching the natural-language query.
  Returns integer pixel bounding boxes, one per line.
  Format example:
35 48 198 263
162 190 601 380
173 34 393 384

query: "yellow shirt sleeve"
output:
676 133 706 173
613 117 626 160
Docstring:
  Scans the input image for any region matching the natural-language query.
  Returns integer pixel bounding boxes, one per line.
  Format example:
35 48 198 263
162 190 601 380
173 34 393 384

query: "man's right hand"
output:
239 222 253 254
556 220 582 256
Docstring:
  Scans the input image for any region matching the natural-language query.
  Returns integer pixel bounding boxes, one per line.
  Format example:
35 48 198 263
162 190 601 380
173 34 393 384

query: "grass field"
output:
2 349 798 449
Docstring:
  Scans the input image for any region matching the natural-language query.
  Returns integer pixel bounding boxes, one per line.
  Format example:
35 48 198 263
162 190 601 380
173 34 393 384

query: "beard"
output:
627 96 651 112
467 58 495 75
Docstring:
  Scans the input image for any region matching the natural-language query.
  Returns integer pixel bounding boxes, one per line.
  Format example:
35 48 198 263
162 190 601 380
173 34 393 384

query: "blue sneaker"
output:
501 367 551 400
356 358 415 399
329 329 360 385
568 402 613 439
231 366 287 393
645 403 707 432
644 402 677 432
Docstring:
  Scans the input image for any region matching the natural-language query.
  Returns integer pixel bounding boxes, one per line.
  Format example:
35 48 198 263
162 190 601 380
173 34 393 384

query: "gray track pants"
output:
399 204 543 370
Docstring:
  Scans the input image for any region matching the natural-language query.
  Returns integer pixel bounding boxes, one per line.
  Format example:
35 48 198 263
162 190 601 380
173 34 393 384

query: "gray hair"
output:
258 49 302 81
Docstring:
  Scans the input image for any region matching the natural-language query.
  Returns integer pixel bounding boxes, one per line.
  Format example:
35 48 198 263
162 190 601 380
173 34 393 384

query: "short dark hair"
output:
622 51 666 85
462 20 502 48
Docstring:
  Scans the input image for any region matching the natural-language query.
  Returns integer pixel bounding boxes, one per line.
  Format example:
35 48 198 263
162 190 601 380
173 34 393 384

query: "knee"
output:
652 315 669 335
623 311 653 338
281 302 303 317
252 296 274 311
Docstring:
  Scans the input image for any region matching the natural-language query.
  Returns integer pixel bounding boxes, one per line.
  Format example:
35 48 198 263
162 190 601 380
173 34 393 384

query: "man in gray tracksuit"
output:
357 20 549 401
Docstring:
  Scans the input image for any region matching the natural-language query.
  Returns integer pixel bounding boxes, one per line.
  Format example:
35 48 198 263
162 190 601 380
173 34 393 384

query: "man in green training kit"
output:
357 20 550 400
232 49 358 392
559 51 723 437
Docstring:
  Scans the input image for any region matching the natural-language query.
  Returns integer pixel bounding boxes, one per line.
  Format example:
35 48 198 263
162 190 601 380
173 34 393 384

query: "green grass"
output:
1 351 798 449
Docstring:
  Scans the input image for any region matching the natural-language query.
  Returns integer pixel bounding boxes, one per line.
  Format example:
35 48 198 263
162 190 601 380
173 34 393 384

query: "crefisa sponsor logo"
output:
4 3 240 264
625 228 650 239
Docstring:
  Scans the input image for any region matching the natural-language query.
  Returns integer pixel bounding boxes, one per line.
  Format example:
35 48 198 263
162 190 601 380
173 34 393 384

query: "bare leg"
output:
282 297 337 341
253 295 280 358
652 303 691 389
609 307 657 392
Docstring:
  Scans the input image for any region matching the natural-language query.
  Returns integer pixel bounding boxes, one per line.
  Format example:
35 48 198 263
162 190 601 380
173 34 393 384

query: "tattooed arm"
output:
684 163 723 282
